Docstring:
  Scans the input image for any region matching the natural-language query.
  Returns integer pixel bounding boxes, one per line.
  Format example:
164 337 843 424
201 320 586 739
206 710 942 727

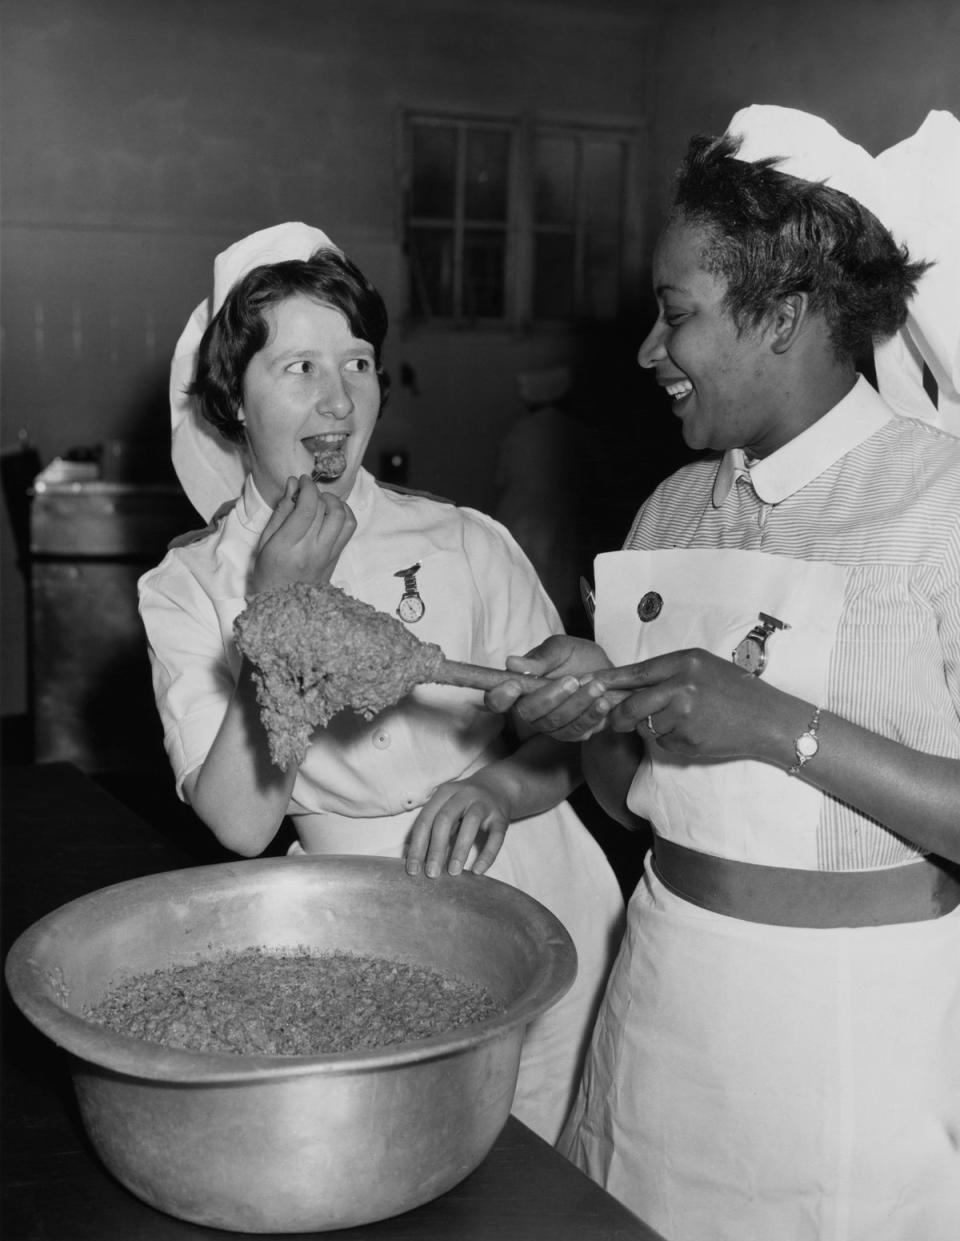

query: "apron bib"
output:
594 546 845 866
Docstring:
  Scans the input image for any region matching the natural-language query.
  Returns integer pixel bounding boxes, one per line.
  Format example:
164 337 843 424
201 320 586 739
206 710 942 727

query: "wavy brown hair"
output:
190 249 390 444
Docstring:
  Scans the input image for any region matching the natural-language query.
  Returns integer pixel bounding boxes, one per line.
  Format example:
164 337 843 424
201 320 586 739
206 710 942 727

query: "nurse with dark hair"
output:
486 108 960 1239
138 224 623 1146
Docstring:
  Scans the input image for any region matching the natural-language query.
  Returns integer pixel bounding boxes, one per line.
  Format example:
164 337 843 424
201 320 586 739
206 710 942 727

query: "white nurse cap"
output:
170 222 340 520
725 104 960 433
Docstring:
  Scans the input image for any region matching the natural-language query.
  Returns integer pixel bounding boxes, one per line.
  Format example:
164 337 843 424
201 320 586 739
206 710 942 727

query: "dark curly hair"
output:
670 133 931 363
190 248 390 445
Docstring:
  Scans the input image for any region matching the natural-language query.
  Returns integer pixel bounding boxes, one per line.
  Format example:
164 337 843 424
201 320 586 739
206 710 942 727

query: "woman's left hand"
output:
405 779 511 879
596 647 775 760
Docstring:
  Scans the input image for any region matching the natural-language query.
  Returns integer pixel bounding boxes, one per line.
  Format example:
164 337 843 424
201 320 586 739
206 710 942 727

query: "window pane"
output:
534 135 576 225
410 125 457 217
533 233 575 319
463 229 506 318
465 129 510 221
582 140 624 226
583 233 621 319
408 227 455 318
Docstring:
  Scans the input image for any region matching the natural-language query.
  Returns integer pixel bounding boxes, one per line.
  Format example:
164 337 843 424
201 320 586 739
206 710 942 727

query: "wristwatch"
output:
731 612 790 676
788 707 822 776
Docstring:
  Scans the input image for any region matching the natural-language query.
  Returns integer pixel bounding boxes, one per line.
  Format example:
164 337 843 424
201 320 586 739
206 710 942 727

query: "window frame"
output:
526 119 638 325
399 108 646 331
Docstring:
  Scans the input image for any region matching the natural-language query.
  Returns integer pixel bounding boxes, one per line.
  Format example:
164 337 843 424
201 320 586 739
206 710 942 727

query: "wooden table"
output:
1 763 663 1241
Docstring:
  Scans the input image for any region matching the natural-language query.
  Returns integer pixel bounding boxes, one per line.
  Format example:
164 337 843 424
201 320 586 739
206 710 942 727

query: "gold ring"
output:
646 715 659 738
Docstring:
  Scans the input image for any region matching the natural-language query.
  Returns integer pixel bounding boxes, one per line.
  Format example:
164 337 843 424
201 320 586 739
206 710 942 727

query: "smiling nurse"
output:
643 217 846 458
485 108 960 1240
137 224 623 1146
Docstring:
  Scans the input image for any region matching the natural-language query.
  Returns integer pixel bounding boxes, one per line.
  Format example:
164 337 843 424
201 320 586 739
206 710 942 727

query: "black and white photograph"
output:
2 3 959 1239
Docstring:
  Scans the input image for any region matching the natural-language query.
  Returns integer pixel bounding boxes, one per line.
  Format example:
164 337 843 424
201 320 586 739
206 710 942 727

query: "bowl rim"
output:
4 854 578 1083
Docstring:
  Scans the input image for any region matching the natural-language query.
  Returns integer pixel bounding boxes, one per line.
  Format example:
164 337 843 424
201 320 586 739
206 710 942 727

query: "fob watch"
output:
397 593 425 622
394 563 425 623
731 612 790 676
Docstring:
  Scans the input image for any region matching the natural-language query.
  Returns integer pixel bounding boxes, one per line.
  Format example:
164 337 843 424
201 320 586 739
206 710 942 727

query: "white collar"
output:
236 466 377 532
712 376 894 507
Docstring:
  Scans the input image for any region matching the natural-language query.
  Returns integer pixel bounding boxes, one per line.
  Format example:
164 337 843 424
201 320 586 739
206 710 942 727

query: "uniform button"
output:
372 730 391 750
637 591 663 622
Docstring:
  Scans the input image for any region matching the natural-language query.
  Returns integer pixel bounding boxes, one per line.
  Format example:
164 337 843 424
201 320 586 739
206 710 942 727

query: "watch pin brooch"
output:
394 563 425 623
731 612 790 676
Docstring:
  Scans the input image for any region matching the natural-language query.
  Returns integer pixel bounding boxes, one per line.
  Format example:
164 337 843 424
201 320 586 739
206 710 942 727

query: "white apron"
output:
560 547 960 1241
290 787 624 1148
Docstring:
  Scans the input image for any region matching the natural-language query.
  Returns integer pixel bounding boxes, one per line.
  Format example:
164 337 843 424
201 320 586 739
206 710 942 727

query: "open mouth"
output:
303 434 348 483
664 379 694 405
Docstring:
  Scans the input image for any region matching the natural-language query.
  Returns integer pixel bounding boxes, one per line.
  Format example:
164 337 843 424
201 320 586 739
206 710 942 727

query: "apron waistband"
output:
652 836 960 928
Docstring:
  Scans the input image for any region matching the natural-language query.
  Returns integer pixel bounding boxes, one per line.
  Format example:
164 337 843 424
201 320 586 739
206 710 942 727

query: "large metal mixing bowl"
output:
4 854 576 1233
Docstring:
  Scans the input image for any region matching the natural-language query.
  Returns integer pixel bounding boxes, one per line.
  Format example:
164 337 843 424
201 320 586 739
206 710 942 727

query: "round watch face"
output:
397 594 425 623
732 634 766 675
796 732 819 759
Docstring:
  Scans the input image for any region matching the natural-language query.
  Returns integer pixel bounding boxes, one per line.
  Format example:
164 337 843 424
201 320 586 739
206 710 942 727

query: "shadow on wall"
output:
570 309 699 493
538 313 700 635
107 362 184 487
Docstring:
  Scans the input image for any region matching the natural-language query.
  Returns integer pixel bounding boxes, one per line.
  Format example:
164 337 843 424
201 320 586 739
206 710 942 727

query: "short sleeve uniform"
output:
139 467 623 1144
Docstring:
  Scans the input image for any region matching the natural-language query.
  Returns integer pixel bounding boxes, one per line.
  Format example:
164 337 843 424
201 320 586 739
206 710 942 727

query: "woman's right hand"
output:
249 475 356 596
483 635 618 742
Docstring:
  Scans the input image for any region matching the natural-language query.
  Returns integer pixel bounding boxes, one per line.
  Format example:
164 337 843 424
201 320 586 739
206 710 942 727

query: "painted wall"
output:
2 0 958 718
1 0 654 718
647 0 960 197
2 0 654 471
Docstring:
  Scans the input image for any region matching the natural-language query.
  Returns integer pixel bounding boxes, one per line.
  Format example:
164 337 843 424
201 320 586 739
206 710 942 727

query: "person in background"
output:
484 107 960 1239
492 365 584 629
137 223 623 1146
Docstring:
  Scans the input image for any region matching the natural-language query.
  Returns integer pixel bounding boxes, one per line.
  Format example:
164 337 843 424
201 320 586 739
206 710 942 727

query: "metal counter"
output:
29 478 199 771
